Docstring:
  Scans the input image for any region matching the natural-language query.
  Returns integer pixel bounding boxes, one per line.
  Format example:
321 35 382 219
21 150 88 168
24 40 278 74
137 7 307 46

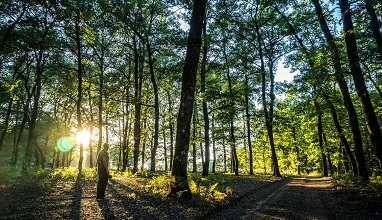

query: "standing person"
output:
97 143 110 200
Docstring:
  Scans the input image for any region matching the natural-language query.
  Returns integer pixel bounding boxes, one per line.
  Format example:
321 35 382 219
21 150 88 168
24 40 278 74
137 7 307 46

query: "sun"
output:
76 129 91 146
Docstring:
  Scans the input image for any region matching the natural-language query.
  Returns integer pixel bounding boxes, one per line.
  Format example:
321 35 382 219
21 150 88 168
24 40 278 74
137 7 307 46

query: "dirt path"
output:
208 176 381 220
248 176 381 220
252 176 336 219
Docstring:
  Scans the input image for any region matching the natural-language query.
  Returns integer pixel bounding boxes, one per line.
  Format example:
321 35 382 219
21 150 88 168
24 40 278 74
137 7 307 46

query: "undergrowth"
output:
332 173 382 197
146 172 232 203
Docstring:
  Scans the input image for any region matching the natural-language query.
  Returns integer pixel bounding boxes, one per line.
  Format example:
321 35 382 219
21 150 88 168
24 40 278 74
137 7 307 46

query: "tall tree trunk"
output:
292 126 301 175
323 133 334 174
340 0 382 166
256 19 281 177
212 114 216 174
223 135 227 172
133 35 141 174
141 118 147 171
324 94 358 175
365 0 382 59
23 49 43 170
244 74 254 175
87 76 94 168
97 48 104 155
314 99 328 177
229 119 239 175
312 0 369 180
169 0 207 198
75 18 84 174
148 44 160 173
122 95 130 172
0 99 12 151
201 10 210 177
163 124 168 171
167 90 174 171
223 43 239 176
192 113 197 173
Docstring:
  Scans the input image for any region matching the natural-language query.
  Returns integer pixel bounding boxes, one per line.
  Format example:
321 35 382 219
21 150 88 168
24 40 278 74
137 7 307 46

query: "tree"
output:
311 0 369 180
339 0 382 166
169 0 207 198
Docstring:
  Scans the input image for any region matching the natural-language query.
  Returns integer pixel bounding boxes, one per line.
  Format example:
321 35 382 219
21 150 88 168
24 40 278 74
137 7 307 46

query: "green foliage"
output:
49 167 78 180
49 167 97 180
147 172 172 196
188 173 228 202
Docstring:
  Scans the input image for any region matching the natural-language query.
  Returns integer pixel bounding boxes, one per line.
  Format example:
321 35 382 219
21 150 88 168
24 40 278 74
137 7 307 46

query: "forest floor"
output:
0 171 381 220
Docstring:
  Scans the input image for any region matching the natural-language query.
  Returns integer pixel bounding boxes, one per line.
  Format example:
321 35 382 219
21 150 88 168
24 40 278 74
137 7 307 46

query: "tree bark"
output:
0 99 13 151
201 10 210 177
212 114 216 174
365 0 382 59
169 0 207 198
133 35 142 174
244 74 254 175
340 0 382 166
148 43 160 173
324 94 358 175
314 99 328 177
167 90 174 171
75 17 84 174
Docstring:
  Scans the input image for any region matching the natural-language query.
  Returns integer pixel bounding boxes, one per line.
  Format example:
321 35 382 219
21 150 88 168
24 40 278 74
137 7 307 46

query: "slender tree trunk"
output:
163 124 168 171
340 0 382 166
258 38 281 177
229 120 239 175
324 94 358 175
169 0 207 198
122 98 130 172
23 50 43 170
97 50 104 155
323 133 334 174
223 136 227 172
192 113 197 173
212 114 216 174
0 99 12 151
314 99 328 177
365 0 382 59
201 10 210 177
222 43 239 176
312 0 369 180
75 18 84 174
292 126 301 175
87 77 94 168
148 44 160 173
133 35 141 174
167 90 174 171
244 74 253 175
141 118 147 171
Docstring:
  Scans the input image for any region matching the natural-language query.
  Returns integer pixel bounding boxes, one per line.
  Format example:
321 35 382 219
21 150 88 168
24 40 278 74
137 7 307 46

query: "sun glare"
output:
76 130 91 146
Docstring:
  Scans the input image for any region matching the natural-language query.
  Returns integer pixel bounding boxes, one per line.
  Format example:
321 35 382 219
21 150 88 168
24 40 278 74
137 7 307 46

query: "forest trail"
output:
251 176 335 219
209 176 381 220
1 175 381 219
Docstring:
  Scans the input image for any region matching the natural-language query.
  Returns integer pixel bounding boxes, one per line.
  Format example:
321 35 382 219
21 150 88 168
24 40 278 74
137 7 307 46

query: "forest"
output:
0 0 381 197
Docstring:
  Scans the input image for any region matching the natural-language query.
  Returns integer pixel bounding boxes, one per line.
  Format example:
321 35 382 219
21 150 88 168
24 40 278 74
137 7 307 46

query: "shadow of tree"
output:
69 175 83 219
97 199 117 220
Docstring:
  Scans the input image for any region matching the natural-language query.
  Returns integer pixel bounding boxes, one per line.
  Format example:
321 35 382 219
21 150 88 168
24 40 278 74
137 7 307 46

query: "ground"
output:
0 173 381 219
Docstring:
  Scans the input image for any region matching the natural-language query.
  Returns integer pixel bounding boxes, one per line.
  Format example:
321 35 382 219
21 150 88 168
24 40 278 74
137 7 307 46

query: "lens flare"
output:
57 136 75 152
76 130 90 146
